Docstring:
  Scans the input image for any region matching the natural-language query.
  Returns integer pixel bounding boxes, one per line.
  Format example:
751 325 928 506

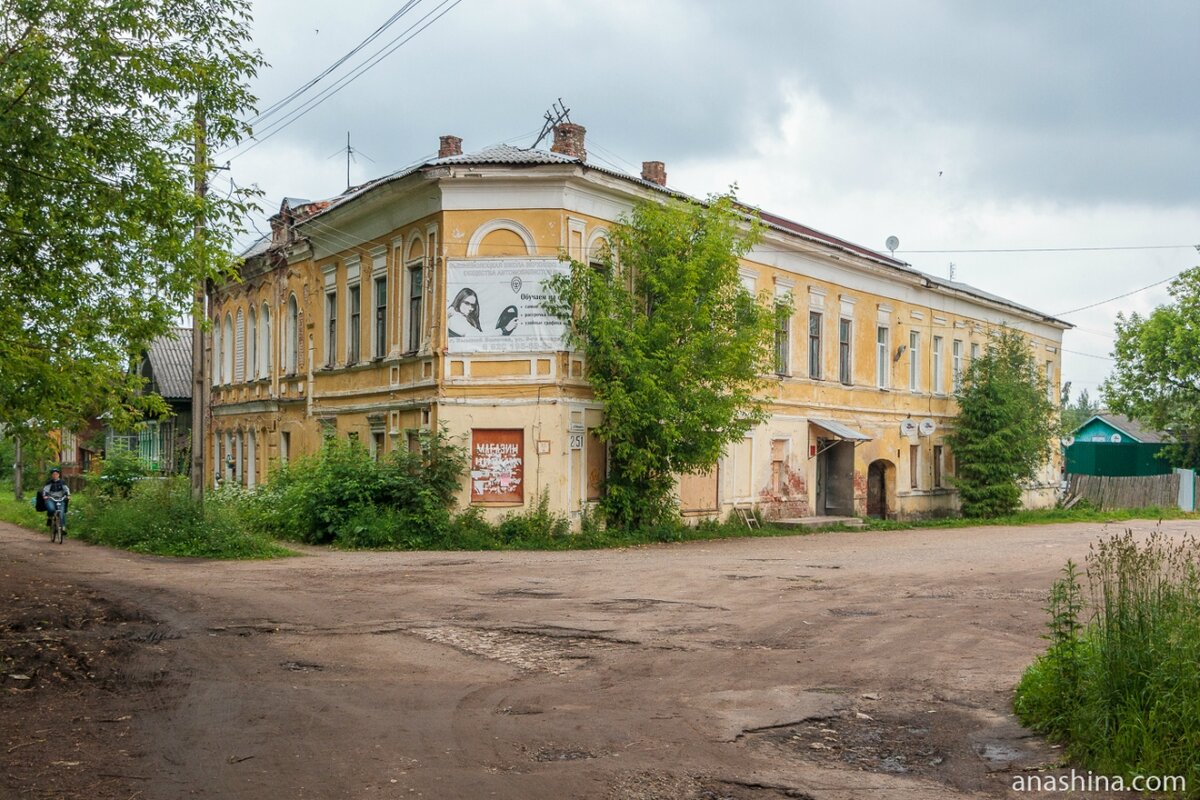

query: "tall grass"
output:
1015 530 1200 796
76 478 292 559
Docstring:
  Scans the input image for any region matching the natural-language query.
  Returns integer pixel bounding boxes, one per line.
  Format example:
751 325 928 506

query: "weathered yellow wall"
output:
207 173 1064 524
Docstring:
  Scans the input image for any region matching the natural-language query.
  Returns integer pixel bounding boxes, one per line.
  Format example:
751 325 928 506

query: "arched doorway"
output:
867 460 894 519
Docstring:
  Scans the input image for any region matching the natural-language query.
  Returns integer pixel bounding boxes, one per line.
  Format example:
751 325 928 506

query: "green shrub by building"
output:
1015 531 1200 796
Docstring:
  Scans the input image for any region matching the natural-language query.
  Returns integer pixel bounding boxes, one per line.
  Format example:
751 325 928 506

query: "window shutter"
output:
235 309 245 382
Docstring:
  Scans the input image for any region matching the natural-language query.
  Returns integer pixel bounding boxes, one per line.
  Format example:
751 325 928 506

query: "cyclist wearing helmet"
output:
42 468 70 533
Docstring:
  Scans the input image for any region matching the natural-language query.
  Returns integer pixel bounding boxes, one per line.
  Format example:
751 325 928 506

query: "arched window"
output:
222 313 233 385
285 294 299 375
235 308 246 383
248 308 257 380
212 318 222 386
260 303 272 379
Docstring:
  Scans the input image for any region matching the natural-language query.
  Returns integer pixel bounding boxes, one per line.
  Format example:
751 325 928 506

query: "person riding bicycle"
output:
42 468 70 533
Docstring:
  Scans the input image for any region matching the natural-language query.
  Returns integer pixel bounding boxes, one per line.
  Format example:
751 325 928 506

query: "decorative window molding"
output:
466 218 536 257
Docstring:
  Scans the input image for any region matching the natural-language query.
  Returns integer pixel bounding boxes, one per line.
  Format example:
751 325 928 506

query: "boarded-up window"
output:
679 466 719 512
909 445 919 489
470 429 524 503
933 444 944 488
770 439 788 494
586 428 606 501
732 437 754 499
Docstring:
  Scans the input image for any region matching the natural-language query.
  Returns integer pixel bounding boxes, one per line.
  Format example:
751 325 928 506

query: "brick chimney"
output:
438 135 463 158
550 122 586 161
641 160 667 186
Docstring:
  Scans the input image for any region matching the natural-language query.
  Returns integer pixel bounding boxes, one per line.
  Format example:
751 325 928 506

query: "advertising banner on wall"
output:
470 429 524 504
445 258 569 354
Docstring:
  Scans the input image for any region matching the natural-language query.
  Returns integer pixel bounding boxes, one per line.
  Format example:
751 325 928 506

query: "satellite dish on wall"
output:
1110 433 1122 443
885 235 900 257
1061 435 1075 447
918 419 937 436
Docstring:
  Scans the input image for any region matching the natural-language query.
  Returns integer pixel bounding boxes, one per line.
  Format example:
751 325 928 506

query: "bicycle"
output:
46 498 66 544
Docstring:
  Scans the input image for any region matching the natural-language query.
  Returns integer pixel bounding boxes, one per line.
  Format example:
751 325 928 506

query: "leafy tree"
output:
1104 266 1200 466
0 1 261 445
1059 382 1100 434
546 193 776 530
949 328 1057 517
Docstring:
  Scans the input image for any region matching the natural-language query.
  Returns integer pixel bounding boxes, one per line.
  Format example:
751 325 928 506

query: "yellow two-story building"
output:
208 123 1069 522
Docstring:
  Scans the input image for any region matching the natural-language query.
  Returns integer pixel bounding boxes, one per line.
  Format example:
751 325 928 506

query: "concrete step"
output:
773 516 866 530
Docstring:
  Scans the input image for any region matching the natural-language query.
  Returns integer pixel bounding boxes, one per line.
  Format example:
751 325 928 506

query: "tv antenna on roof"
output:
949 261 957 281
328 131 374 191
529 99 572 151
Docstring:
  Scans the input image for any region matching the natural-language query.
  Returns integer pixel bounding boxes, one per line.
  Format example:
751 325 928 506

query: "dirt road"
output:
3 518 1185 799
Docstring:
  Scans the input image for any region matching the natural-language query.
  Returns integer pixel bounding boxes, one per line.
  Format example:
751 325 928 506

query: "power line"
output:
248 1 423 127
1060 347 1113 361
222 0 465 162
898 244 1197 254
1054 272 1180 316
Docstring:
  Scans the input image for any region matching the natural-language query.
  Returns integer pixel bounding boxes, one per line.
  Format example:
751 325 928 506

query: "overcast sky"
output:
226 0 1200 402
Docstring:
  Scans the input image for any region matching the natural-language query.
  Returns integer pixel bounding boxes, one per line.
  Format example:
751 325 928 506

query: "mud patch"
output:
1 567 171 800
606 772 813 800
533 745 600 762
826 608 881 618
413 624 625 674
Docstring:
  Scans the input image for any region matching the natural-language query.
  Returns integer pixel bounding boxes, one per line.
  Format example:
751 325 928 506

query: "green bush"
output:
1015 531 1200 796
76 477 290 559
248 430 466 547
96 448 147 497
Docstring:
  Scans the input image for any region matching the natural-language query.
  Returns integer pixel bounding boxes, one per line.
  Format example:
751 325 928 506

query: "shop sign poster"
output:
470 429 524 503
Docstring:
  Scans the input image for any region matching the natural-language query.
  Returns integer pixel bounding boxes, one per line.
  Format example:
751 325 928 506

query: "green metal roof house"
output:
1065 413 1172 476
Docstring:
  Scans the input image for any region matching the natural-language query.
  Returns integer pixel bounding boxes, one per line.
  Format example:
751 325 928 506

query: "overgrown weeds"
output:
1015 530 1200 796
76 477 291 559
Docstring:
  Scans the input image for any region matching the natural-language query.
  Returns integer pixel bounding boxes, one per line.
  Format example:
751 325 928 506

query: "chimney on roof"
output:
438 135 463 158
641 161 667 186
550 122 586 161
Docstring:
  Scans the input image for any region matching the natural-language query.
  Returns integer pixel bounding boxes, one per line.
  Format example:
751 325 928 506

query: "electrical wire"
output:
221 0 465 162
1053 272 1180 316
248 1 423 127
897 244 1196 254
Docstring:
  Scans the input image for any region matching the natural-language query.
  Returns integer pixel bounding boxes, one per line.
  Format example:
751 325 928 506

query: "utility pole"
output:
190 103 208 503
12 434 22 501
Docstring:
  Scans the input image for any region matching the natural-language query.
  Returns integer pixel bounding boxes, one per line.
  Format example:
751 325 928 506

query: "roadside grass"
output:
1015 531 1200 797
1 479 293 559
0 487 53 530
852 504 1197 532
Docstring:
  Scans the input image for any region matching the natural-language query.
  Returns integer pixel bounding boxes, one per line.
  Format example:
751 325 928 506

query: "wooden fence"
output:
1066 473 1181 510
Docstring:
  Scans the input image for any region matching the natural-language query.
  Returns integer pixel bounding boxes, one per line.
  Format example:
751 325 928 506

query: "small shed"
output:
1065 413 1171 477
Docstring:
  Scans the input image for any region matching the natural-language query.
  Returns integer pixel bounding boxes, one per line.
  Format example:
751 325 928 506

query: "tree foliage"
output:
1060 382 1100 434
1104 266 1200 466
949 328 1057 518
546 193 776 530
0 0 261 441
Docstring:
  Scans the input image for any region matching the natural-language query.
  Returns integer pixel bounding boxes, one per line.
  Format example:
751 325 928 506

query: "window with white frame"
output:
838 318 852 385
876 325 890 388
260 303 271 378
406 261 423 352
808 311 822 379
932 336 944 394
774 304 791 376
373 275 387 359
325 289 338 367
952 339 963 392
909 330 920 391
347 283 361 364
285 295 299 375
